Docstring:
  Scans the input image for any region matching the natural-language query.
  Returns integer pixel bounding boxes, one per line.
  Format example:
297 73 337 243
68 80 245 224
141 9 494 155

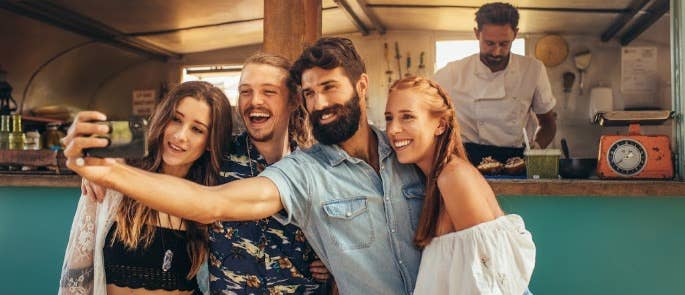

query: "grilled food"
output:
504 157 526 175
477 156 504 175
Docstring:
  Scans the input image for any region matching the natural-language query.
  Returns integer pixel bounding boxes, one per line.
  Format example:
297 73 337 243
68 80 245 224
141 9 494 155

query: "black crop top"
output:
103 223 199 292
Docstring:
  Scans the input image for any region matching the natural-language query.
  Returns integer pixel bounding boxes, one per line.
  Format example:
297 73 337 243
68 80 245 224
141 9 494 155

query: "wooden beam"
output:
263 0 322 61
334 0 369 36
356 0 386 35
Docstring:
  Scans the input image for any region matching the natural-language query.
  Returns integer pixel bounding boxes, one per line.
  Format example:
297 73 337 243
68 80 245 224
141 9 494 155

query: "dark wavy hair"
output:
475 2 519 31
114 81 233 278
290 37 366 88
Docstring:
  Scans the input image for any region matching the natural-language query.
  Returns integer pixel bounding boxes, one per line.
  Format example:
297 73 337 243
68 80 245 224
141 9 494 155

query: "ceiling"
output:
1 0 667 56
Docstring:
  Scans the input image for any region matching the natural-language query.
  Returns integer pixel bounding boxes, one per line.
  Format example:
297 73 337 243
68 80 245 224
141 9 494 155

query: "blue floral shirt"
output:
209 132 322 294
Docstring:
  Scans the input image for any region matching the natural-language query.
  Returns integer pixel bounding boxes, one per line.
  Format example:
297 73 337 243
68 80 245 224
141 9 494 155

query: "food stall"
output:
0 1 683 294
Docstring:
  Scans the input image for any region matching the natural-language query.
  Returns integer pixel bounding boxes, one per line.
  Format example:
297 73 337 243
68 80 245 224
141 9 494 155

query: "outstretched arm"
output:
437 158 503 231
62 111 283 224
110 163 283 223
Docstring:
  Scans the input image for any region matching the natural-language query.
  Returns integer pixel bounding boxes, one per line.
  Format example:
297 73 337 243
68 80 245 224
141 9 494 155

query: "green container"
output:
525 149 561 179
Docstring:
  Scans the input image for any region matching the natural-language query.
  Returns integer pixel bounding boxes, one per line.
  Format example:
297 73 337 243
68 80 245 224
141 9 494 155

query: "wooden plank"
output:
489 179 685 197
0 174 81 187
263 0 322 61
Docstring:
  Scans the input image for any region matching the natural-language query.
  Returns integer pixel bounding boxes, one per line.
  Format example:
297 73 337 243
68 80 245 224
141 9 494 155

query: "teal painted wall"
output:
0 187 79 294
1 187 684 294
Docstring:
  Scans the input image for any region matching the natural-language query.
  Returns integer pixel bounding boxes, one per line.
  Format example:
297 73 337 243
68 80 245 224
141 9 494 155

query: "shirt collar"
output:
319 125 392 167
473 53 518 78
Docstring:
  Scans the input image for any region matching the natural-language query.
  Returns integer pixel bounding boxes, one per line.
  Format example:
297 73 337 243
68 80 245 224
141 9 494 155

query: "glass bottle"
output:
0 115 10 150
8 114 25 150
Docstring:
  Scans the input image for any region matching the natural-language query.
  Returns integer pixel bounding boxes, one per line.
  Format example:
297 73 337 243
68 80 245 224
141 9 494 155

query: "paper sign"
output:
621 47 658 93
132 89 156 116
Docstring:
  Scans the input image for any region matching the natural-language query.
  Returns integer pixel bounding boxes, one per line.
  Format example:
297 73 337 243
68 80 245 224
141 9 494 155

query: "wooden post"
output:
263 0 322 61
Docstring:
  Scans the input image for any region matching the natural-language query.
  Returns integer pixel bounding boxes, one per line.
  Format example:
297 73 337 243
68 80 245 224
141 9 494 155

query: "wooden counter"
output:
489 179 685 197
0 173 81 187
0 173 683 196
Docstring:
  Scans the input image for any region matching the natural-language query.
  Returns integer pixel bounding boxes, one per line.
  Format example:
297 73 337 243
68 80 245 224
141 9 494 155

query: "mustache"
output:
486 55 504 60
243 106 272 117
310 105 344 122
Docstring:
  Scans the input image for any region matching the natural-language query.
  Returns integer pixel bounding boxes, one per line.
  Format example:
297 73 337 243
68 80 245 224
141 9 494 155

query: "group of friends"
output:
59 2 550 295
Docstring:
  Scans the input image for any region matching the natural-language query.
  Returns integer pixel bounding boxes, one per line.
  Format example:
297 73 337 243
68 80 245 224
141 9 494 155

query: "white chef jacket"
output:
433 53 556 148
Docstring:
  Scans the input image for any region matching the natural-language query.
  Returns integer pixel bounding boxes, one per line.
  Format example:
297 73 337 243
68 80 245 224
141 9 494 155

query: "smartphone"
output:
84 116 149 159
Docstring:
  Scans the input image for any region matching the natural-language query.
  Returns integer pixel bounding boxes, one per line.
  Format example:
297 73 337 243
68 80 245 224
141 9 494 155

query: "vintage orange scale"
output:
596 111 674 179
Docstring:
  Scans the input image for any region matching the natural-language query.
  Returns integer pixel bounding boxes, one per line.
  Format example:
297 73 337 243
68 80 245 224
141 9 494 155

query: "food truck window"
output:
435 39 525 71
183 66 242 106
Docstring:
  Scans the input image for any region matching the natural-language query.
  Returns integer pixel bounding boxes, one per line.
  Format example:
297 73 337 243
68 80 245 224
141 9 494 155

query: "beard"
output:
480 53 509 69
309 93 361 145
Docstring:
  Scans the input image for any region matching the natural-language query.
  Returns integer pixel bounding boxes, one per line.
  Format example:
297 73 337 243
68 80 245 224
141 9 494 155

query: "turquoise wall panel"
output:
1 188 684 294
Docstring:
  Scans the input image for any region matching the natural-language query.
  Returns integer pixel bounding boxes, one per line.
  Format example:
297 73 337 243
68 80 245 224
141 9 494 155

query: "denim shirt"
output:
260 127 425 295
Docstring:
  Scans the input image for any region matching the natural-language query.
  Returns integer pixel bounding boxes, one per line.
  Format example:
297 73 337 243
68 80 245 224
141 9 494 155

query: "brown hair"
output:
114 80 233 278
475 2 519 31
243 52 313 147
290 37 366 89
388 76 467 249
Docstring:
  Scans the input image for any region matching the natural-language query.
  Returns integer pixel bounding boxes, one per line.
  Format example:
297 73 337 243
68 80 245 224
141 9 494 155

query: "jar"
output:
44 122 65 151
24 130 40 150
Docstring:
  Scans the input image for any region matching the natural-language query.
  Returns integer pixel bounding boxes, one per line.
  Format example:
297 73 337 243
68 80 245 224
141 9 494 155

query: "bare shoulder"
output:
437 157 484 186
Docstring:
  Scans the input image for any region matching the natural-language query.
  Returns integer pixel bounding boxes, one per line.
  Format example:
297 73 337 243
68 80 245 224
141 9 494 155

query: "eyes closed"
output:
239 87 279 97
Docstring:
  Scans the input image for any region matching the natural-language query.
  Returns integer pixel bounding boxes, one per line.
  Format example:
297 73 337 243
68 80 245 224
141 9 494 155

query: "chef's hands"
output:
63 111 118 187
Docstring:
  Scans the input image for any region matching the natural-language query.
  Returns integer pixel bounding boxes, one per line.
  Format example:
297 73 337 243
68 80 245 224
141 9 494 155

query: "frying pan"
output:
559 138 597 179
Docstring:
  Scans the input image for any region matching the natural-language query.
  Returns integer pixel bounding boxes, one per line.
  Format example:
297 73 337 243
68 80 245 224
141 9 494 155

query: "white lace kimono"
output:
58 183 208 294
59 184 123 295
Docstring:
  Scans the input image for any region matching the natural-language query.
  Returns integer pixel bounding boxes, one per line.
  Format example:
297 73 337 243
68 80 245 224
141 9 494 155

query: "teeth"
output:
249 112 270 118
321 113 334 120
394 139 411 148
169 142 185 152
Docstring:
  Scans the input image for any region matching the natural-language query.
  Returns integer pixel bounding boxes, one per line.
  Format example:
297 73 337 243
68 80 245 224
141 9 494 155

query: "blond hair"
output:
389 76 468 248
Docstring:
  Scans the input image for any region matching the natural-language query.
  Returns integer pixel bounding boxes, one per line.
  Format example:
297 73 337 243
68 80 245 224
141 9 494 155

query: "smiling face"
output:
161 96 211 176
301 66 366 145
385 88 444 170
475 24 517 71
238 63 292 143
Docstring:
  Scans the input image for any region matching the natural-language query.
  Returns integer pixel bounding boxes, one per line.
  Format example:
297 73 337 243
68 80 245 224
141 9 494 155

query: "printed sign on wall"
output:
132 89 156 116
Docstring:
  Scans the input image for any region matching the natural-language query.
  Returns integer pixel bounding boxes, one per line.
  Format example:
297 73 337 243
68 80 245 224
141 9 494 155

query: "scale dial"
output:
607 139 647 176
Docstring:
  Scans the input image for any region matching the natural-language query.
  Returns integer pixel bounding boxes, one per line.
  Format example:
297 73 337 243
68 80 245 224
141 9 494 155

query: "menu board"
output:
621 47 658 93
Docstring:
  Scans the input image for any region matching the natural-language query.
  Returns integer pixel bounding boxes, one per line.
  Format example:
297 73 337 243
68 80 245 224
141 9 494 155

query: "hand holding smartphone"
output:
83 116 148 159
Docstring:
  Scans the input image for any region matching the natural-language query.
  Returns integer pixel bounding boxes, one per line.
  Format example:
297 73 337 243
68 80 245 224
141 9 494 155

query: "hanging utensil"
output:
562 71 576 109
405 51 411 77
394 42 403 79
574 50 592 95
383 42 393 85
417 51 426 76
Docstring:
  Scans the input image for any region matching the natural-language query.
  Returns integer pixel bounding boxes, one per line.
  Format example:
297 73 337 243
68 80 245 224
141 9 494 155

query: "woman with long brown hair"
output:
384 76 536 294
59 80 232 294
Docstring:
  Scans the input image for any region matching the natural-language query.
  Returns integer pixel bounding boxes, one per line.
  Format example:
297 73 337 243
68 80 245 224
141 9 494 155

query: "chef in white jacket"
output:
434 2 557 166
